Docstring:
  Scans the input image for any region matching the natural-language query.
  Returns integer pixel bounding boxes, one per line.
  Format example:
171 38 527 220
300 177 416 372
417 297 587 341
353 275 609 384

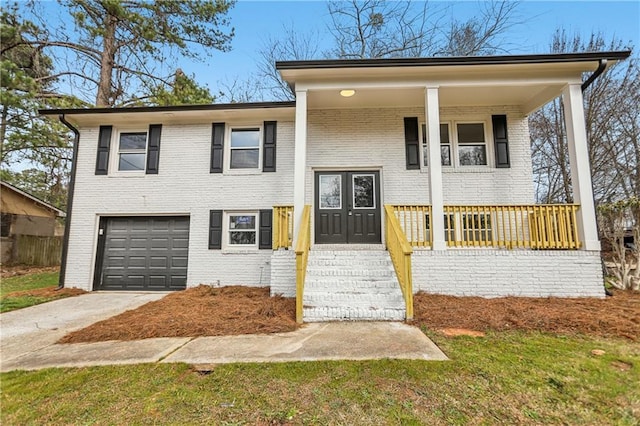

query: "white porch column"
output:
293 89 308 244
562 84 601 251
425 87 446 250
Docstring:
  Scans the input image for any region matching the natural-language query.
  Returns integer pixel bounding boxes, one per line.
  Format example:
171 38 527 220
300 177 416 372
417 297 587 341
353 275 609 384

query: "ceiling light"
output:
340 89 356 97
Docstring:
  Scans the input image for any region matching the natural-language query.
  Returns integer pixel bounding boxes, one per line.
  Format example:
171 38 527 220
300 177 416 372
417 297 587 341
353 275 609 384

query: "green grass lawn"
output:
2 331 638 425
0 271 61 313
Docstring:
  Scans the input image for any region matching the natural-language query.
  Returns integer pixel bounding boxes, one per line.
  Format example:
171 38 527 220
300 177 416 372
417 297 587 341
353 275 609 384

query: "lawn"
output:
0 269 83 313
1 332 638 424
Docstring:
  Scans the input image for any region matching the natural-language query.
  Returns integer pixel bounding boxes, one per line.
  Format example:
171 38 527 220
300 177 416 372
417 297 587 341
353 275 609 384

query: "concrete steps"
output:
303 248 406 322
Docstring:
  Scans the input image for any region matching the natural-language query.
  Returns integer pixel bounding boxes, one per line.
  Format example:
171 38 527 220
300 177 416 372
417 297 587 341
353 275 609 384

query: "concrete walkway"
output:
1 295 448 372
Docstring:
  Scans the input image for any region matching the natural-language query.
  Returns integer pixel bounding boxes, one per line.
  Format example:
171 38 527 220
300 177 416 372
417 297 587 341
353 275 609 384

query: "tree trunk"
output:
0 106 9 163
96 13 117 107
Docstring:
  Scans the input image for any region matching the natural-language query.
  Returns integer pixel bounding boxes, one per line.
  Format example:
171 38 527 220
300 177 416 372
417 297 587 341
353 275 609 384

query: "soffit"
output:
53 107 296 127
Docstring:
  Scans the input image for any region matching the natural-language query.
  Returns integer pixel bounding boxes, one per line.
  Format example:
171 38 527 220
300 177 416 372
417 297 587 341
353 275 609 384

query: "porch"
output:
271 203 596 323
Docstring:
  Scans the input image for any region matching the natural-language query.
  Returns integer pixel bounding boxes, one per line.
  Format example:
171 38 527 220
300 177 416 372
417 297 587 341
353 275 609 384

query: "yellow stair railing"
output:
384 205 414 320
273 205 294 249
295 205 311 323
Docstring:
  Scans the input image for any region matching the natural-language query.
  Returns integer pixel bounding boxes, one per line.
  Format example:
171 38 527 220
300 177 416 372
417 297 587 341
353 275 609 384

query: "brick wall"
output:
67 105 552 292
66 121 295 290
412 249 605 297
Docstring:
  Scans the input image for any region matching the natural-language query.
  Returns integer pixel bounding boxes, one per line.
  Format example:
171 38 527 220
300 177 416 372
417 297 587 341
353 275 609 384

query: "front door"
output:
315 171 381 244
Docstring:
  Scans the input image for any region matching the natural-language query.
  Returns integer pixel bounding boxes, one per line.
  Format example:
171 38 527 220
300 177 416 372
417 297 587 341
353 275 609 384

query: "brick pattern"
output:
66 105 595 300
66 122 295 290
270 250 296 297
305 105 535 206
302 250 406 321
412 249 605 297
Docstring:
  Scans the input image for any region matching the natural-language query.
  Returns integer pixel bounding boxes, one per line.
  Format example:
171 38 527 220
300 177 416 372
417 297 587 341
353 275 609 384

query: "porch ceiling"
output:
306 84 566 114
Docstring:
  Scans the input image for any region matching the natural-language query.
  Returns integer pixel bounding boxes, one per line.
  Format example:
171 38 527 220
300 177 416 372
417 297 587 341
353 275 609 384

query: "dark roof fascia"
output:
276 51 632 70
39 101 296 116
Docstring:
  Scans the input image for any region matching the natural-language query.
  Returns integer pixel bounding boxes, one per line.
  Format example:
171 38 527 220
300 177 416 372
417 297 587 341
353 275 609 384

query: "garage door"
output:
94 217 190 291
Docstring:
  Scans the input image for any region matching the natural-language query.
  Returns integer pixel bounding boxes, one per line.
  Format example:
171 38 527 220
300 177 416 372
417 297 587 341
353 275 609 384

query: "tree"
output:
135 69 216 106
327 0 520 59
598 198 639 290
27 0 235 107
256 1 522 100
255 24 322 101
529 30 639 204
1 5 81 209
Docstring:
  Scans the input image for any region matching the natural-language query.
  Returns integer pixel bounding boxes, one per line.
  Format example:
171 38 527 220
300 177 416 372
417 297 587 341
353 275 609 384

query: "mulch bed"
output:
413 290 640 341
59 284 639 344
59 285 299 344
4 286 86 298
1 265 59 279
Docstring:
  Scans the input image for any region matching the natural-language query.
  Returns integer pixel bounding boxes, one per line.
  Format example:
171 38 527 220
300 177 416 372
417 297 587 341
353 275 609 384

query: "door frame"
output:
312 167 384 245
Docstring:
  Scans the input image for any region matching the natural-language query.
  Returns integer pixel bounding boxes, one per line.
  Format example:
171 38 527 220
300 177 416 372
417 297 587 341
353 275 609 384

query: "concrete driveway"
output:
1 292 166 370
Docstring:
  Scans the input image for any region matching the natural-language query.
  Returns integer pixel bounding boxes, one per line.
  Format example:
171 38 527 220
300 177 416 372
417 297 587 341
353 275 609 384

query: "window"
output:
462 213 492 242
425 213 455 242
457 123 487 166
422 123 452 167
0 213 13 237
118 132 147 171
227 212 258 247
229 128 260 169
421 121 488 168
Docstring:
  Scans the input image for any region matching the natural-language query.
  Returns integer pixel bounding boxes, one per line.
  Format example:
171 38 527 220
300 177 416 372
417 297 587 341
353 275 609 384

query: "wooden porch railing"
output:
273 205 294 249
295 205 311 323
384 205 414 320
390 205 433 247
390 204 581 250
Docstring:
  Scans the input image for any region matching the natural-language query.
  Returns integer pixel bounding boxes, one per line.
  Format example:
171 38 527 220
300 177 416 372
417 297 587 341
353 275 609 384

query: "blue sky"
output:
185 0 639 93
28 0 640 99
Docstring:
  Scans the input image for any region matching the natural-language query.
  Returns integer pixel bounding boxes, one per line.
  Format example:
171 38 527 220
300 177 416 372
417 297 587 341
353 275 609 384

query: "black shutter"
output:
262 121 277 172
210 123 225 173
209 210 223 249
492 115 510 168
259 209 273 249
404 117 420 170
146 124 162 174
95 125 112 175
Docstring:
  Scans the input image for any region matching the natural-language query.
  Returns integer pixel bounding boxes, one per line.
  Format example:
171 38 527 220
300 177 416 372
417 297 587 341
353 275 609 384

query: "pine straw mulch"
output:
413 290 640 341
59 285 299 344
59 285 639 345
1 265 59 279
5 286 86 299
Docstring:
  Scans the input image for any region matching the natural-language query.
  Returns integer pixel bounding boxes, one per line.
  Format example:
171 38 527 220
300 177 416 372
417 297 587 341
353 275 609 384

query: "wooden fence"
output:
11 235 63 266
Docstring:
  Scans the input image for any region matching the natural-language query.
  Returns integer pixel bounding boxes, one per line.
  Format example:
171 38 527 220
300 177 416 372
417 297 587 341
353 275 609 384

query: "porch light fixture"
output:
340 89 356 97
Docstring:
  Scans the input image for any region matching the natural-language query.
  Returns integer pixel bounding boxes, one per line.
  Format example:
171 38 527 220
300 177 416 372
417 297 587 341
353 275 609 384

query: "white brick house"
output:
42 51 631 322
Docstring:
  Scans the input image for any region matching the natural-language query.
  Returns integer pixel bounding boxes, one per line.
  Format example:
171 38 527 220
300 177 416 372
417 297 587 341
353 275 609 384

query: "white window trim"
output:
420 118 494 170
110 128 148 176
223 211 259 250
224 125 263 174
352 173 376 210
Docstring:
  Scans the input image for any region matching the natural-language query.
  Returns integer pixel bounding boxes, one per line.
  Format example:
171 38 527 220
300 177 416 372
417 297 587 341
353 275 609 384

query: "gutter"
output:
581 59 607 92
56 114 80 290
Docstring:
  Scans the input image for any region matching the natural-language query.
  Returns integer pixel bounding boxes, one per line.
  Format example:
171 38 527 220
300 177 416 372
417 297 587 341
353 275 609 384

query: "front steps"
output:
303 246 406 321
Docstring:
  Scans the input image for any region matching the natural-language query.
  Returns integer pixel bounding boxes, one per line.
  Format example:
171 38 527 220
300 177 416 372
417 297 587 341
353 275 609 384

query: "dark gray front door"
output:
315 171 381 244
94 216 189 291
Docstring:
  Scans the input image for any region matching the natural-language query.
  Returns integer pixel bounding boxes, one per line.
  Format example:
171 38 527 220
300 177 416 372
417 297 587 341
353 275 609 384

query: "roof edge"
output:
276 50 632 70
39 101 296 116
1 181 66 217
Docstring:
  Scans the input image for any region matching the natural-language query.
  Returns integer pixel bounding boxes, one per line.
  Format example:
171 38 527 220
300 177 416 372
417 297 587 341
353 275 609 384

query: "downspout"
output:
57 114 80 290
581 59 607 92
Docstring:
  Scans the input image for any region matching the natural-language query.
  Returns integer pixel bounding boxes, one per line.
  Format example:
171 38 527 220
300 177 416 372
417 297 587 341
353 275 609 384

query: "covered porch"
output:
270 52 628 322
